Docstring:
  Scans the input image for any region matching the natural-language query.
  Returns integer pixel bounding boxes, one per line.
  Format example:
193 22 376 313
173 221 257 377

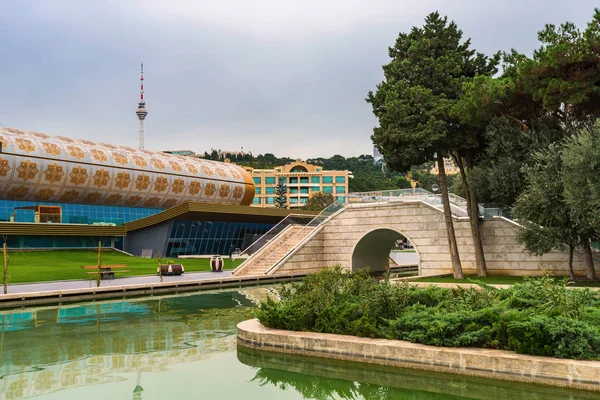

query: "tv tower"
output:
136 62 148 149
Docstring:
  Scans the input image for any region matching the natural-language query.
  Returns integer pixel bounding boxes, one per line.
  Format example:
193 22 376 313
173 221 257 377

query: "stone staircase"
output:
233 224 315 276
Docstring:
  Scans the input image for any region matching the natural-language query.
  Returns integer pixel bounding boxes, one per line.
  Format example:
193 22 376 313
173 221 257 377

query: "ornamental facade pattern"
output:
0 127 254 208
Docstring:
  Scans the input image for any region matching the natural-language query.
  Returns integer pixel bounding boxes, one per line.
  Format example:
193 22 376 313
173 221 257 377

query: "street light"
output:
431 184 440 205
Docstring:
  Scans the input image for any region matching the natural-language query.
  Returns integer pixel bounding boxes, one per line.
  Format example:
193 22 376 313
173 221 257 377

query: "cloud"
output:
0 0 598 158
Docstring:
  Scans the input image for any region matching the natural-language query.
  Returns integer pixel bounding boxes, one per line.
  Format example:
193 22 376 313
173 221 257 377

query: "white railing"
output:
231 214 313 263
347 188 510 219
261 198 348 265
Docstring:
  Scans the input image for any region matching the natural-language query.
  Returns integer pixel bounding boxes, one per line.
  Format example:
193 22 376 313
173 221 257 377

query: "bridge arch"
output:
350 227 420 273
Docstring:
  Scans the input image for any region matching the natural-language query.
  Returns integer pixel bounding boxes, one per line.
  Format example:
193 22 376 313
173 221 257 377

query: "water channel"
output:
0 287 596 399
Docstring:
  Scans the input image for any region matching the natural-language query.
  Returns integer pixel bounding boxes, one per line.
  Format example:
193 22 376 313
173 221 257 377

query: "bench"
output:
82 264 130 279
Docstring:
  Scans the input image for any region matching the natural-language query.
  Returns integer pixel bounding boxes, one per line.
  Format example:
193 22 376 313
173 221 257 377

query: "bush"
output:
256 268 600 360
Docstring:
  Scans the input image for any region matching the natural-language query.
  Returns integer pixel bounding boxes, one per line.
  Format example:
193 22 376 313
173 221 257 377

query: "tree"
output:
395 176 412 189
514 125 600 281
561 125 600 278
513 144 578 280
275 178 287 208
366 12 498 278
302 192 335 211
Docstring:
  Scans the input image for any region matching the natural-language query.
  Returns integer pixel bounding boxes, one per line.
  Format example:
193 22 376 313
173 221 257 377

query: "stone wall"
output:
272 201 586 277
237 319 600 391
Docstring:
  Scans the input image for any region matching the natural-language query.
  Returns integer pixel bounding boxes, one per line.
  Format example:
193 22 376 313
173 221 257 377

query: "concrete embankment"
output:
237 319 600 391
0 273 305 308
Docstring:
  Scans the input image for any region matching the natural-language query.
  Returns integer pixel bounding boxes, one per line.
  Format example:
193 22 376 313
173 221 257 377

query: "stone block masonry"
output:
271 201 587 277
237 319 600 391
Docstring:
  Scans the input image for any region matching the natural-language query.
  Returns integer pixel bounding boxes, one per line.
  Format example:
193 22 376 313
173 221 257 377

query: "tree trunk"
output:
582 239 596 281
568 243 575 281
453 155 488 276
437 152 463 279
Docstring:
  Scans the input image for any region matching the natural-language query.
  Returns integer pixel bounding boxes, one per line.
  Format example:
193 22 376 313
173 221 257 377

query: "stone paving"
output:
4 270 233 294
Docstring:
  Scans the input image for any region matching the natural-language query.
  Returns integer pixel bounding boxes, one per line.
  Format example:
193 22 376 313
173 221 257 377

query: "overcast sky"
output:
0 1 597 158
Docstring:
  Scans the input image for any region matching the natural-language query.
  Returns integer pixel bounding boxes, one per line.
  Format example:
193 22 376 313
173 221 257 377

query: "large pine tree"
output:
367 12 499 277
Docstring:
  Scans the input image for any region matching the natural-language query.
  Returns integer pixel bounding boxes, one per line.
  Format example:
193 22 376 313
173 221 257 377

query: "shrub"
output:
256 268 600 360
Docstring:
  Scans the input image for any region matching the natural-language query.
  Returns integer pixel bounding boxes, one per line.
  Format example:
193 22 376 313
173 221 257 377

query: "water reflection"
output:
238 347 598 400
0 287 270 399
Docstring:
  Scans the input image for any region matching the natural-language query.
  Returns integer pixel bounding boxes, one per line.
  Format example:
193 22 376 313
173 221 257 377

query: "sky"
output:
0 1 597 159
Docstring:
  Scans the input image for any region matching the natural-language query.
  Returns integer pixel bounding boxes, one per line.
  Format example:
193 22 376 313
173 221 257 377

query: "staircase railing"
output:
231 214 312 263
261 197 348 265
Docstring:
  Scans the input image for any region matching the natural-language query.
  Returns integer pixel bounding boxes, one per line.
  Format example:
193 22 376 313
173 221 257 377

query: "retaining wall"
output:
237 319 600 391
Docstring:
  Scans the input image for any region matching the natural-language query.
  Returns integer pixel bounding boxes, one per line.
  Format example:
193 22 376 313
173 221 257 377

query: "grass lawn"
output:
413 275 527 285
413 274 600 287
1 250 242 284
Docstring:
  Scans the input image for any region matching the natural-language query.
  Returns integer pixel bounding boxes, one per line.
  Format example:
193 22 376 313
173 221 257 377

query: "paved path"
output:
5 270 234 294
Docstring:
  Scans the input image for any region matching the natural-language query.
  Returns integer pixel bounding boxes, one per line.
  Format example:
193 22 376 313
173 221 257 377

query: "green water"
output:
0 287 596 399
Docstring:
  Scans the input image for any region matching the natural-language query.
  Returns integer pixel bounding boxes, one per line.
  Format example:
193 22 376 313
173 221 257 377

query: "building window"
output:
300 188 309 194
289 177 298 184
300 197 308 204
253 177 261 185
311 186 320 192
322 176 333 184
311 176 320 184
255 187 261 194
316 168 322 172
336 186 346 193
253 197 261 204
335 176 345 183
336 196 345 202
267 197 275 204
266 187 276 194
323 186 333 193
290 198 298 204
289 188 298 194
265 177 276 185
300 177 309 184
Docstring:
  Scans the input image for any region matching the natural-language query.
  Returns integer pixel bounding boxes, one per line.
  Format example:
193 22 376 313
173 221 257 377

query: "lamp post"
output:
431 183 440 205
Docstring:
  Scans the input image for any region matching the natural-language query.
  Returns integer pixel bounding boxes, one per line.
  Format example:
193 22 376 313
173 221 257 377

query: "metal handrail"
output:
262 198 347 264
231 213 311 262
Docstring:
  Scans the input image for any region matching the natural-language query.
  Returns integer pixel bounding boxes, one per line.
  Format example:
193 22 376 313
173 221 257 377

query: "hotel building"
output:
244 160 350 209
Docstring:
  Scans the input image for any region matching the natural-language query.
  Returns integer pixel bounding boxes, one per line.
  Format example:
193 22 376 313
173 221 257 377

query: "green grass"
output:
413 274 600 287
1 250 242 284
413 275 527 285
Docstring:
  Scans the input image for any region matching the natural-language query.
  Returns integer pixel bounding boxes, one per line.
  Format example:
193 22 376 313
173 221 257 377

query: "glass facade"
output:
0 200 161 225
166 220 275 257
5 236 113 249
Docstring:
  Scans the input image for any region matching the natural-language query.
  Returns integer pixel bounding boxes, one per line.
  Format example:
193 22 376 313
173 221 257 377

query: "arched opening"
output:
351 228 419 275
290 165 308 173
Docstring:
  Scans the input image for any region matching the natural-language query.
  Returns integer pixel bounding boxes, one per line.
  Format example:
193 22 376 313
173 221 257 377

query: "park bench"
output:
82 264 130 280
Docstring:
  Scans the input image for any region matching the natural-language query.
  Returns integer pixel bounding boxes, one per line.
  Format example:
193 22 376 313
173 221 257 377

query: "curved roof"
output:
0 127 255 208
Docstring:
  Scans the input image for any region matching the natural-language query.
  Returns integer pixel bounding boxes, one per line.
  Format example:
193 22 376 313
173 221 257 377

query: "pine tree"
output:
275 178 287 208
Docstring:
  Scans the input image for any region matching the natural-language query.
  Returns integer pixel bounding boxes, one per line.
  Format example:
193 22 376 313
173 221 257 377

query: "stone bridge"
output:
235 200 587 277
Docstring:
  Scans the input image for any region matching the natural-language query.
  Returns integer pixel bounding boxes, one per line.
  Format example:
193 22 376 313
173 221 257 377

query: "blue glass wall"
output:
167 220 275 257
0 200 162 225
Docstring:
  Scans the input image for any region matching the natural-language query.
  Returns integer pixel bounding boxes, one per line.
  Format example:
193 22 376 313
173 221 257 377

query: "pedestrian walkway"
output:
4 270 233 295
